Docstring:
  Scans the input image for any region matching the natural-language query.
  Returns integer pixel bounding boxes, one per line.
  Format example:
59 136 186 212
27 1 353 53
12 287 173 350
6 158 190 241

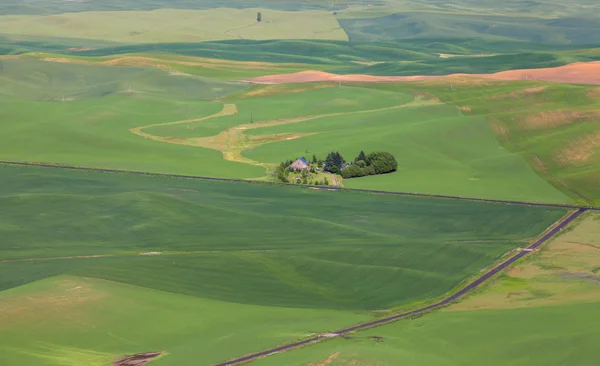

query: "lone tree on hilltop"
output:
257 12 262 22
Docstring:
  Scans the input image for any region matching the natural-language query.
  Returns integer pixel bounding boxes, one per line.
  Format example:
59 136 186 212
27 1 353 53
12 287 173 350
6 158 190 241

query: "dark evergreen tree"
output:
356 150 366 163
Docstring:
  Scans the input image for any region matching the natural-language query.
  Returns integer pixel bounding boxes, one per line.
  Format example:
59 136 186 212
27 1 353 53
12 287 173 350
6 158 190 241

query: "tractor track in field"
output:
127 97 439 170
0 160 598 211
212 208 587 365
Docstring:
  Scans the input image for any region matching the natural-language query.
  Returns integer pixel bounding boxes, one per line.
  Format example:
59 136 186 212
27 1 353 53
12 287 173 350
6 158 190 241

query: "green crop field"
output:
0 276 370 366
252 301 600 366
252 212 600 366
354 81 600 204
0 60 583 203
0 9 348 44
0 164 567 364
2 0 600 365
0 58 249 101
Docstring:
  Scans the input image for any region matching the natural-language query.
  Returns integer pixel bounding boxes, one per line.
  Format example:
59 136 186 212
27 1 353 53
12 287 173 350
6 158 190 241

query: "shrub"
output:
341 164 367 178
367 152 397 174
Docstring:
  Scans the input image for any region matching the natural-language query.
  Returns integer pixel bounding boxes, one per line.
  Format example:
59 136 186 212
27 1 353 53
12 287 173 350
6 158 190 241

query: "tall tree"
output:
356 150 366 162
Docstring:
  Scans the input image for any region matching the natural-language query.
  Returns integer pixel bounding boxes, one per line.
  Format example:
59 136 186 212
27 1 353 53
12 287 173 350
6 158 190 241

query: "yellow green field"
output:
0 8 348 44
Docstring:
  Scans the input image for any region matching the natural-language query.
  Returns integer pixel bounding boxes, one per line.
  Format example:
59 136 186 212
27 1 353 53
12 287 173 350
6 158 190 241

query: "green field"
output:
2 0 600 364
0 58 249 101
0 164 567 364
252 301 600 366
0 8 348 44
0 276 370 366
354 81 600 204
252 212 600 366
0 60 583 203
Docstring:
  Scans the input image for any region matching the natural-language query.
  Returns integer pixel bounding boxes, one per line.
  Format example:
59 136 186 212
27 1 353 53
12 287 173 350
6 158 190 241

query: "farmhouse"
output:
290 157 310 170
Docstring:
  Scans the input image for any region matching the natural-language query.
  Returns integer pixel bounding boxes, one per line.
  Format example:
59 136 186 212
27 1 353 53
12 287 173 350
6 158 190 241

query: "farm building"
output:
290 157 310 170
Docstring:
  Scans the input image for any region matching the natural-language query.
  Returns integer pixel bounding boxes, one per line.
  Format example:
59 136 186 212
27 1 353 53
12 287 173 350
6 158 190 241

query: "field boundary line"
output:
0 160 598 211
213 208 587 365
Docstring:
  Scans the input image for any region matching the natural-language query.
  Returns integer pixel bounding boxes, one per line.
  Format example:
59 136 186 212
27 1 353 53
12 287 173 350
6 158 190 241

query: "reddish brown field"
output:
243 62 600 85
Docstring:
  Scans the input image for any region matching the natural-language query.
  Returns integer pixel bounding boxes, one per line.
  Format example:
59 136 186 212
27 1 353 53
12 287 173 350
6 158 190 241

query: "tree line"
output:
338 150 398 179
275 150 398 184
321 150 397 179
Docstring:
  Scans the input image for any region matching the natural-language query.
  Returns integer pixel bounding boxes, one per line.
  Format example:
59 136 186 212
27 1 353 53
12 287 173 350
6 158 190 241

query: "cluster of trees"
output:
340 150 398 179
275 160 293 183
274 160 329 186
323 151 345 174
274 149 396 185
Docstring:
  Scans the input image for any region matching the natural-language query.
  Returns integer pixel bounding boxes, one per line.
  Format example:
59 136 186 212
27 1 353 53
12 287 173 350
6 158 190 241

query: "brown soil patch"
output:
490 121 510 142
521 110 600 130
352 61 385 65
42 57 72 63
243 62 600 86
113 352 162 366
586 88 600 100
439 53 496 59
309 352 340 366
555 130 600 166
240 83 336 98
67 47 93 51
532 155 548 174
0 278 108 326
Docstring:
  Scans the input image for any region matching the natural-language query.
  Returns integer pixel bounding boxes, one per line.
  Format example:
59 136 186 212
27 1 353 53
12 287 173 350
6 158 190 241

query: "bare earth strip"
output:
242 62 600 85
129 97 440 173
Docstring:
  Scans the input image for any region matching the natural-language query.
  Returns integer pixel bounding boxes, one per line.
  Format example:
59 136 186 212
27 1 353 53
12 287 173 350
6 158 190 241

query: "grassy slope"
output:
0 59 248 101
355 81 600 204
253 301 600 366
252 212 600 366
0 0 337 15
0 164 566 310
146 85 412 138
452 212 600 311
333 48 600 76
0 63 572 202
0 8 347 43
236 86 570 203
0 92 264 178
0 58 587 203
0 276 369 366
338 11 600 44
5 38 599 79
16 52 325 80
